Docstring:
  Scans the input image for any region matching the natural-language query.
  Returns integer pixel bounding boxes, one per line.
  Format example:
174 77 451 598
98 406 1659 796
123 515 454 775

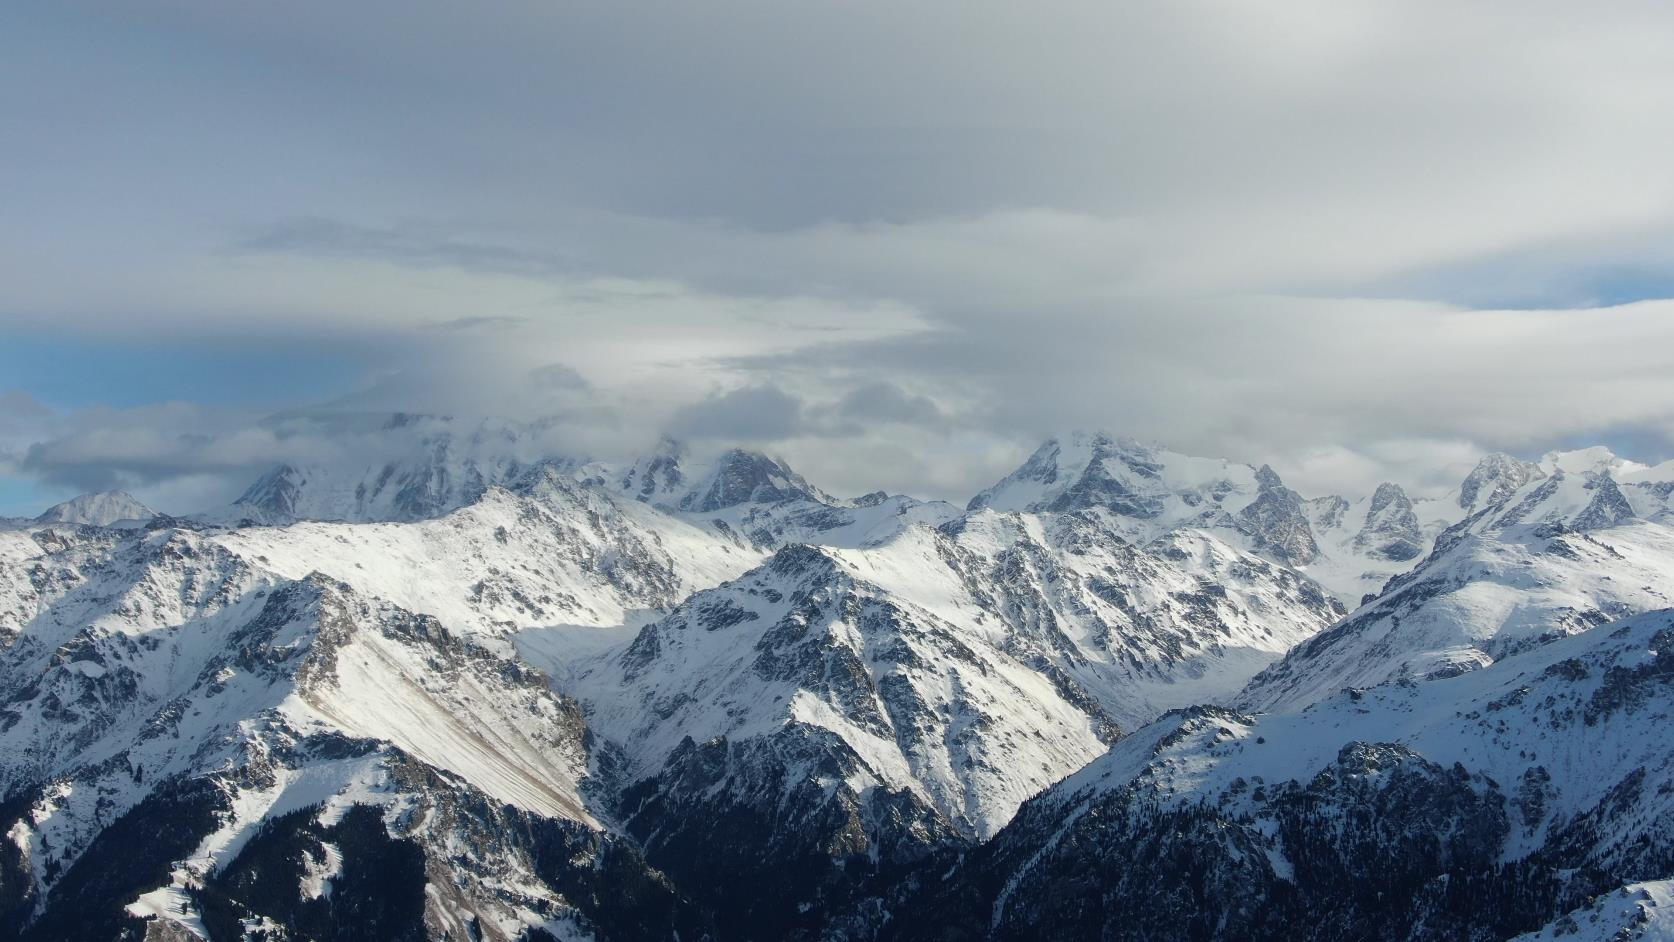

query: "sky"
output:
5 1 1674 515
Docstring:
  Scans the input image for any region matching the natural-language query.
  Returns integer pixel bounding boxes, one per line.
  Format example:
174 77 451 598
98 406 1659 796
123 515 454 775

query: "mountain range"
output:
2 415 1672 941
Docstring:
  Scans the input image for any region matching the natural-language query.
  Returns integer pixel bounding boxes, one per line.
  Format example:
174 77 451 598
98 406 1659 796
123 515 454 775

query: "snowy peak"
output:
1242 495 1674 713
1459 452 1545 512
677 447 828 512
1450 464 1658 539
889 607 1674 941
578 538 1116 842
234 462 307 520
1352 481 1422 561
969 432 1319 563
603 439 828 512
215 413 576 524
1540 445 1648 480
33 490 156 527
608 434 689 504
968 432 1173 516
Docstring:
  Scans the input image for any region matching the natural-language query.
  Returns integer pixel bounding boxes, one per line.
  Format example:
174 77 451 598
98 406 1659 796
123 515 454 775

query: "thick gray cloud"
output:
3 1 1674 512
669 386 805 442
834 383 945 426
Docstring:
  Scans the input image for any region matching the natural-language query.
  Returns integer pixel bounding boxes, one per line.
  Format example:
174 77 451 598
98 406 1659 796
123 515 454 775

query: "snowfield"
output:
3 423 1672 940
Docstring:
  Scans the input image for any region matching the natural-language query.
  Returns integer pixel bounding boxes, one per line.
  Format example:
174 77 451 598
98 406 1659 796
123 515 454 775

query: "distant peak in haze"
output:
34 490 156 527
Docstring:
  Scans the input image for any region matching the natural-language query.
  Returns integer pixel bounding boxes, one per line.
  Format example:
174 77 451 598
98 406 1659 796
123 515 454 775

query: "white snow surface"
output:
33 490 157 527
1513 880 1674 941
1035 607 1674 868
8 428 1674 938
1244 500 1674 714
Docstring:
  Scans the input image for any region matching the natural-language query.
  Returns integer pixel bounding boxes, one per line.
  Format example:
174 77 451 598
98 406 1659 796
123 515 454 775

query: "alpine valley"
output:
3 418 1674 942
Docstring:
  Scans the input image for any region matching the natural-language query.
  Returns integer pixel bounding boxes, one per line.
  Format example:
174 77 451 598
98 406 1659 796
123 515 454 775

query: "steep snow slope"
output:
1303 482 1461 604
857 512 1345 728
970 432 1321 565
0 522 694 940
1513 880 1674 941
210 413 573 525
551 509 1341 939
888 608 1674 941
575 542 1116 841
32 491 156 527
1243 476 1674 713
590 438 962 550
562 541 1113 939
213 467 763 642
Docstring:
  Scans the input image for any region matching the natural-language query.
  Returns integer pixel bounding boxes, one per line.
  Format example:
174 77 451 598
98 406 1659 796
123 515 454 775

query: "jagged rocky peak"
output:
33 490 157 527
1459 452 1545 511
1353 481 1423 561
968 432 1166 515
611 434 689 503
1240 463 1320 564
569 535 1122 934
213 413 575 525
234 462 307 519
605 437 828 513
886 608 1674 942
678 447 827 512
1241 470 1674 713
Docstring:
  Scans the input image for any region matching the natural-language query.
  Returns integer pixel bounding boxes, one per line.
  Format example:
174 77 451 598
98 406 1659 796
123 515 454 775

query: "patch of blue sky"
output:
0 335 364 411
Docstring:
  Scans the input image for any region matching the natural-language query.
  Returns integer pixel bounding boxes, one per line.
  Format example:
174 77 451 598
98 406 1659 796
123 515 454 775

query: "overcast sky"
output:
6 1 1674 514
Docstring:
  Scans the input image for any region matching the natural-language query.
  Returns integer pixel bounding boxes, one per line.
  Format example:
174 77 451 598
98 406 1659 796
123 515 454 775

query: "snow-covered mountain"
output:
1512 880 1674 941
1242 452 1674 713
4 423 1673 941
970 432 1324 566
886 606 1674 941
587 438 962 551
0 528 701 940
968 431 1461 604
1303 481 1462 604
32 490 156 528
205 413 570 526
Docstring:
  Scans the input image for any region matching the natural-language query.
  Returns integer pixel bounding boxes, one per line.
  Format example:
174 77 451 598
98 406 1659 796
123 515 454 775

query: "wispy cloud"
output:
3 1 1674 512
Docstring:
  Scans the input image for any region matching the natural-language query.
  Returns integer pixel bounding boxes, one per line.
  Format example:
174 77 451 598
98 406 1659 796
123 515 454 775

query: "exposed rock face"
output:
677 449 826 513
969 434 1326 566
1235 464 1320 564
1354 482 1423 561
233 463 307 520
884 610 1674 942
5 430 1674 941
1573 475 1637 530
1460 452 1546 512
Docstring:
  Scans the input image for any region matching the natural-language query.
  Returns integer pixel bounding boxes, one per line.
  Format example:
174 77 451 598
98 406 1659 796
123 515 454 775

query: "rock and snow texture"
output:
571 541 1119 843
546 508 1343 935
1513 880 1674 941
31 490 155 527
968 433 1322 565
1243 453 1674 713
887 607 1674 941
5 422 1674 940
201 413 579 525
968 431 1450 604
1303 481 1461 604
0 521 696 939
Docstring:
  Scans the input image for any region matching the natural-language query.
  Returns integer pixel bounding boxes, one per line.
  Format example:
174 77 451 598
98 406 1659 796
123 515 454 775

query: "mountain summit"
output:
33 490 156 527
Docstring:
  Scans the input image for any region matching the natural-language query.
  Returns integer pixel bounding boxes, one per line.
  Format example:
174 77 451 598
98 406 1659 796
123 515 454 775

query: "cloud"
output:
668 386 805 442
833 383 944 426
3 1 1674 511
